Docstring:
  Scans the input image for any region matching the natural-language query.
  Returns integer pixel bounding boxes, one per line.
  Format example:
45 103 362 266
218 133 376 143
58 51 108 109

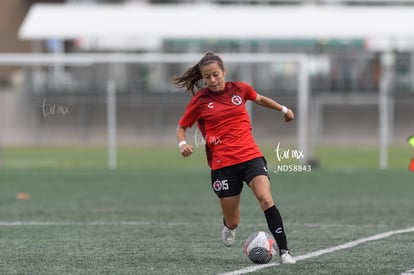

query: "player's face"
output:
200 63 226 93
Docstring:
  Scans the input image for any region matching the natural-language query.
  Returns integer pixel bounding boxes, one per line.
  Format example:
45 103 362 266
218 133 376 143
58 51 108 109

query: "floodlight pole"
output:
379 52 394 170
0 90 4 168
239 43 254 122
297 57 310 165
107 79 117 170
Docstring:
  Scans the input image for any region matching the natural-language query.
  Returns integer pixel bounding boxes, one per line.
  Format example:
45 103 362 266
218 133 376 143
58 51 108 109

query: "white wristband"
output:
281 106 288 114
178 140 187 148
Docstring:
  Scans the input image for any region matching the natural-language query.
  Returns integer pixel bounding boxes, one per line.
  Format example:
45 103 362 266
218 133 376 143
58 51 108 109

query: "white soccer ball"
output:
243 231 278 264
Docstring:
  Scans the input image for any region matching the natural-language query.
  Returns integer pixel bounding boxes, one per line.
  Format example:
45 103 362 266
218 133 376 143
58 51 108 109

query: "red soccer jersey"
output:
178 81 263 170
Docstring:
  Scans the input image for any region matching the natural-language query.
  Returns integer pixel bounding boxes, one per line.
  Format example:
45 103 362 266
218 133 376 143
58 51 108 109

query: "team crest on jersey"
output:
231 94 243 106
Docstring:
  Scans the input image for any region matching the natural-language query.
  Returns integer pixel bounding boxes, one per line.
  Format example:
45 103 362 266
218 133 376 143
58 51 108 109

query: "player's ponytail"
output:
171 63 203 95
172 51 224 95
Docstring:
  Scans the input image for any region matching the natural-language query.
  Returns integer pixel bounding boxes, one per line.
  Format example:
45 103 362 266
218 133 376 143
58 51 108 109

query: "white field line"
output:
0 221 188 226
402 268 414 275
0 221 389 229
219 226 414 275
242 222 389 229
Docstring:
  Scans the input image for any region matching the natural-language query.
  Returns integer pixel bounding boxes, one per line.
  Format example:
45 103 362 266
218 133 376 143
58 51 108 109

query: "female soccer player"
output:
173 52 296 264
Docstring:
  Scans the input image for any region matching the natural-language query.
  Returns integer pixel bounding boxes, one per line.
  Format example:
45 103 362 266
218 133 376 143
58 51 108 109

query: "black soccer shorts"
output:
210 157 269 198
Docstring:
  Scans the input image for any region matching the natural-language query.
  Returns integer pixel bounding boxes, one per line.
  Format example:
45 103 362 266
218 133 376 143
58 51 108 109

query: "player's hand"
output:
284 109 294 122
180 144 194 157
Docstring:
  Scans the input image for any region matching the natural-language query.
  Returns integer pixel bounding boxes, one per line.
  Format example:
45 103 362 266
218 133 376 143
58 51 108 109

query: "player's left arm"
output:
254 94 294 122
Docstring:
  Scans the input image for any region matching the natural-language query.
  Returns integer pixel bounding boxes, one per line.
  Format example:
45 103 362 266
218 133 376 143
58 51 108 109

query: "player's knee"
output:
257 196 274 210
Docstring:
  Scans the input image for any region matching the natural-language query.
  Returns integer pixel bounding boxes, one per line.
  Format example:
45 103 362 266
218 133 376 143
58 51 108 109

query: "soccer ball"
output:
244 231 278 264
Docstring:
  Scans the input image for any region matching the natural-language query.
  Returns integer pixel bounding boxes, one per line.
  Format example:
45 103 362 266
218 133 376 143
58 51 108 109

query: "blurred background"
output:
0 0 413 169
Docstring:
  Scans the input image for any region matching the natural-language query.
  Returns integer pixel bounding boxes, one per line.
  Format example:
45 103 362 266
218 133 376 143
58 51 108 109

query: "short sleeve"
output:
239 82 258 101
178 96 200 128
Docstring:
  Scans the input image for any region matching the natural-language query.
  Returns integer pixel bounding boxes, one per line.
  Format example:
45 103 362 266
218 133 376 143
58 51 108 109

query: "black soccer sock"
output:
264 205 288 253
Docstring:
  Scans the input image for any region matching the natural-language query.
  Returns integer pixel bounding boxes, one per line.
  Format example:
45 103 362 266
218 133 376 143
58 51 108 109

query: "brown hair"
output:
171 51 224 95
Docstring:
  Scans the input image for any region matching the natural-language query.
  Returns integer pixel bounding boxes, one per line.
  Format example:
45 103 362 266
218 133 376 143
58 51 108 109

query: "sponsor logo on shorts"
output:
213 180 222 191
213 179 229 191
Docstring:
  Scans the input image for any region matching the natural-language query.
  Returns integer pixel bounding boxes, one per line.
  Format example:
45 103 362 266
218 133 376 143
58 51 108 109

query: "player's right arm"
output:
254 94 294 122
176 125 194 157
